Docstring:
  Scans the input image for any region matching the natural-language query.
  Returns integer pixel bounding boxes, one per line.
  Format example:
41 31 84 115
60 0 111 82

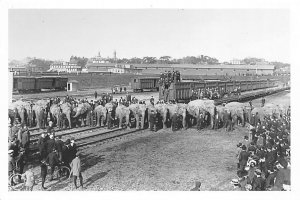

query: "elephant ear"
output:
35 100 48 109
50 104 60 116
10 100 31 113
61 103 71 113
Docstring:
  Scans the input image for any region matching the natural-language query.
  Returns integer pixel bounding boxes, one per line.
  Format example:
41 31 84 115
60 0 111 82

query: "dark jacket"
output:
46 139 56 154
69 144 77 161
239 150 249 166
46 152 59 167
55 139 64 153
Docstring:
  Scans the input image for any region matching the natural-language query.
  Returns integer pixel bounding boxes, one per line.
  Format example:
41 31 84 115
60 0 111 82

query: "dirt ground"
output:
11 90 290 191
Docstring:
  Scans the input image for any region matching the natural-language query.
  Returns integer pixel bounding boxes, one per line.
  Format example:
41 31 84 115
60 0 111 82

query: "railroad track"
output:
29 126 145 152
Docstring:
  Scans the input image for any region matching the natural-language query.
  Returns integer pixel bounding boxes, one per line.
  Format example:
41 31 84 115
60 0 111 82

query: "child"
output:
21 164 35 191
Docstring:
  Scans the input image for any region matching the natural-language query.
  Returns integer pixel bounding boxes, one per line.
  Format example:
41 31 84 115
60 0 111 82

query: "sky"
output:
8 9 290 62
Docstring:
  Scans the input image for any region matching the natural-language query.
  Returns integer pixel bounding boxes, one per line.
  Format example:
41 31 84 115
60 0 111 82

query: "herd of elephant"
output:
8 98 290 131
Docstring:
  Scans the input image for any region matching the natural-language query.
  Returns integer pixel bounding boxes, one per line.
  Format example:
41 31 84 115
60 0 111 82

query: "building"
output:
49 62 82 73
131 64 275 76
229 59 243 65
8 65 27 75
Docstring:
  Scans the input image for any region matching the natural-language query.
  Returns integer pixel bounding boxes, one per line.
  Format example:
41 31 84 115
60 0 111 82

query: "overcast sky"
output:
8 9 290 62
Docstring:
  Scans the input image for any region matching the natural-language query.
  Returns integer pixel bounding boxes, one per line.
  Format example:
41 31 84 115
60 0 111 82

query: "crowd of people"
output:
159 70 181 89
191 86 241 100
233 107 291 191
8 117 84 190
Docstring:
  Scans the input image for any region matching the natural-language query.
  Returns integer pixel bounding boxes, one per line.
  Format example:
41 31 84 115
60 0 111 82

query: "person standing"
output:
171 112 178 132
70 152 84 189
21 125 30 159
45 149 60 181
107 109 114 129
94 91 98 99
69 138 77 161
21 164 35 191
38 132 48 160
40 160 48 190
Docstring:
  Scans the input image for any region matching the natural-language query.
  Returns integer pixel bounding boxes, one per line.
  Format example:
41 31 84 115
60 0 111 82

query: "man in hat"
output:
40 159 48 190
149 110 156 132
171 111 178 132
107 108 114 129
190 181 201 191
238 145 250 171
46 133 56 155
252 169 265 191
45 148 60 181
46 121 54 134
38 132 48 160
70 152 84 189
62 139 71 165
272 159 287 191
69 138 77 161
55 135 64 162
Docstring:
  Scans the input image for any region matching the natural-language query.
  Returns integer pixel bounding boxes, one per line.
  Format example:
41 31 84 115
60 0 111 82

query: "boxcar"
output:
53 77 68 90
131 77 159 92
35 77 54 90
13 77 36 92
159 81 193 102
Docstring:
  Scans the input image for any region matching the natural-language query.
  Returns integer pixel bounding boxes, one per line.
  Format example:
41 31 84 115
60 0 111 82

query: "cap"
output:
8 150 14 154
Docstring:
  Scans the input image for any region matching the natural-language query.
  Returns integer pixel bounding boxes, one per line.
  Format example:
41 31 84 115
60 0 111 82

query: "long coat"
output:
70 157 81 176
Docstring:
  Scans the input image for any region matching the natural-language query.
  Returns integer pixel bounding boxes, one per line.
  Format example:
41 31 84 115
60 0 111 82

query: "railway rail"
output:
29 126 145 153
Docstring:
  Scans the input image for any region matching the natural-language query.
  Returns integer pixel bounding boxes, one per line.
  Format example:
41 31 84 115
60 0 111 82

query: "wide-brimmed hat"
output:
8 150 14 154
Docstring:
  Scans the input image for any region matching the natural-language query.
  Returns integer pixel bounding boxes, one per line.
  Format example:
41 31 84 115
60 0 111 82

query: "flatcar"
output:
131 77 160 92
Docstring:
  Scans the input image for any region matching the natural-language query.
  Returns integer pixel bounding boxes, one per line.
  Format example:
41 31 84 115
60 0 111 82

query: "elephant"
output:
49 103 72 129
251 103 282 122
32 100 48 129
9 101 31 125
128 103 147 129
50 104 61 128
215 105 227 128
73 103 92 126
115 104 130 129
155 103 187 129
60 102 72 128
225 102 246 127
94 105 107 127
187 99 215 129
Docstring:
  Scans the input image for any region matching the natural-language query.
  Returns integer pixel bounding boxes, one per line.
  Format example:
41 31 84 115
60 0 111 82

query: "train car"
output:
225 81 235 93
35 77 54 91
13 77 36 93
204 80 219 90
53 77 68 90
218 81 227 93
131 77 160 92
159 81 194 102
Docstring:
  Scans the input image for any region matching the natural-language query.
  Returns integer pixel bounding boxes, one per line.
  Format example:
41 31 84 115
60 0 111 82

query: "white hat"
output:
8 150 14 154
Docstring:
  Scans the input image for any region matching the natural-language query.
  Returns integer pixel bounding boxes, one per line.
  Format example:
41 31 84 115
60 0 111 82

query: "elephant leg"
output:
119 115 123 128
182 114 186 129
126 114 130 130
135 114 139 130
96 113 100 127
67 114 72 129
81 116 85 126
242 116 245 127
210 114 214 129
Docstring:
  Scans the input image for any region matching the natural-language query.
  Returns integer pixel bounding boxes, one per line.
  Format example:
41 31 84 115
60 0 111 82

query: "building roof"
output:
86 63 116 67
131 64 274 70
68 80 79 83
